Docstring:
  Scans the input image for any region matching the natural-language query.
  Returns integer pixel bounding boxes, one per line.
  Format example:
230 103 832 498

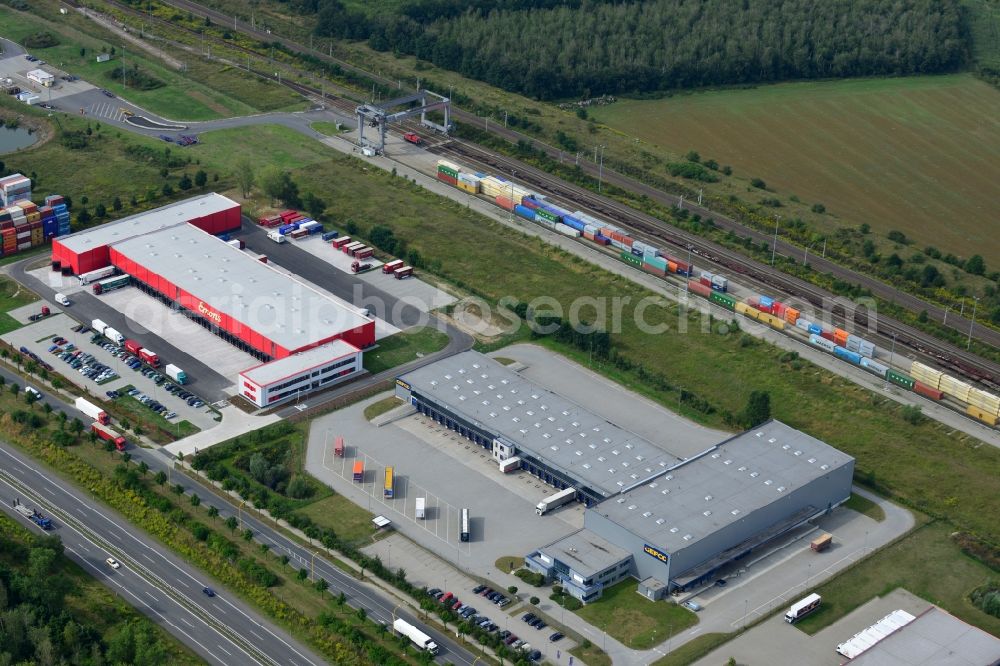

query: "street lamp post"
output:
967 296 979 350
885 333 897 390
771 215 781 266
597 145 606 193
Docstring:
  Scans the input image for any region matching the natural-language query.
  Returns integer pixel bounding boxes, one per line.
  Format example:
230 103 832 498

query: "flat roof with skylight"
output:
590 420 854 556
241 340 360 386
112 223 371 352
536 530 632 578
399 351 680 497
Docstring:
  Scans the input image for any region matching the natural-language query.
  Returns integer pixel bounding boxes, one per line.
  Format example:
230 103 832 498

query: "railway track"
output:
432 139 1000 390
78 0 1000 388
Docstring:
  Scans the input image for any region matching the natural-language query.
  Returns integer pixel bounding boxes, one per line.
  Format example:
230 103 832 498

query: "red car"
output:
452 600 463 611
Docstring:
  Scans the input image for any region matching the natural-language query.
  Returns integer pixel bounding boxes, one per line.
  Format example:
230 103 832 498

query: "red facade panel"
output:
188 206 241 235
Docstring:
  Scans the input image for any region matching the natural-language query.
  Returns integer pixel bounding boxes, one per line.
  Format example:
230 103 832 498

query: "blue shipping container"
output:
808 323 823 335
562 216 587 232
759 296 774 308
321 230 339 241
631 247 643 257
514 205 536 221
833 346 863 365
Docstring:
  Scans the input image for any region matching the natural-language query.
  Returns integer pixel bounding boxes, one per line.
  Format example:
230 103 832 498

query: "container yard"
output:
430 157 1000 432
0 174 70 258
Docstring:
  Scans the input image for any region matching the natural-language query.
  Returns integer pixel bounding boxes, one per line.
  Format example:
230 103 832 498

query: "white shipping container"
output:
795 318 812 331
555 224 580 238
809 333 837 353
91 319 108 335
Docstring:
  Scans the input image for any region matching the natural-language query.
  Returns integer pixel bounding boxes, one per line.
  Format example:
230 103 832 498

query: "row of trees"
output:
308 0 967 98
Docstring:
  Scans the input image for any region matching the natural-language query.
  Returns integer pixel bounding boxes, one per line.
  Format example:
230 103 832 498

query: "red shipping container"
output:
279 210 299 222
820 330 835 342
495 196 515 211
674 260 691 274
700 276 712 287
642 263 666 277
688 280 712 298
437 172 458 186
521 197 540 210
913 381 944 401
772 302 786 317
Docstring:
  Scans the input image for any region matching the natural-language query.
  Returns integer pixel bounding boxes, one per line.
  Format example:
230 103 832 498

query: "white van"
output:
54 293 70 306
25 386 42 400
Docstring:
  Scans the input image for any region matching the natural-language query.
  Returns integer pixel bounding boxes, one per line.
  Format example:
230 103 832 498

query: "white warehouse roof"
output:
55 192 238 254
112 223 371 352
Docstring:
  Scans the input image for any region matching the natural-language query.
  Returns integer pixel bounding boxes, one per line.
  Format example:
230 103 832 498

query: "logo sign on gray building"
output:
643 544 669 564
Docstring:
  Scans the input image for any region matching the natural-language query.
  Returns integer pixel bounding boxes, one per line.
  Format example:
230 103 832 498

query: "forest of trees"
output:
0 527 175 665
305 0 968 99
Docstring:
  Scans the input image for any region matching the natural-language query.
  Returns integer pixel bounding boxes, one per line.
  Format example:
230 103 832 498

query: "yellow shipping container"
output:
967 389 1000 415
966 404 999 426
457 181 478 194
735 302 754 316
763 314 786 331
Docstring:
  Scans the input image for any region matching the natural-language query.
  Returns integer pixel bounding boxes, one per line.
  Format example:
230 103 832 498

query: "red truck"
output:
334 436 345 457
138 348 160 367
382 259 404 274
124 339 142 356
351 261 372 274
394 266 414 280
403 132 422 145
92 422 127 451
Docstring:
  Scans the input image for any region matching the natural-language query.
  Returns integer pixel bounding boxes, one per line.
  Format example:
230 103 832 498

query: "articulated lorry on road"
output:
75 397 110 425
536 487 576 515
393 618 439 654
91 422 127 451
13 498 53 530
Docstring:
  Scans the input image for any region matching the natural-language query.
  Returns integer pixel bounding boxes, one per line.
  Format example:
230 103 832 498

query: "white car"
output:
106 557 121 569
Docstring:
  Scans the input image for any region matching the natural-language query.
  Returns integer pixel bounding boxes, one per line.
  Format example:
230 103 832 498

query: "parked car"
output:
549 632 564 642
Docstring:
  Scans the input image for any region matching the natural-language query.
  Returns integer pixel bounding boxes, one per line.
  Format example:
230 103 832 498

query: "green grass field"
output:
591 74 1000 263
0 275 38 335
362 327 450 374
1 1 305 120
362 396 402 421
575 579 697 650
795 521 1000 636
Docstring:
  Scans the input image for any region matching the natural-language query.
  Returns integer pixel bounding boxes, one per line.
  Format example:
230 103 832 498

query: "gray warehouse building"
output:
396 352 854 602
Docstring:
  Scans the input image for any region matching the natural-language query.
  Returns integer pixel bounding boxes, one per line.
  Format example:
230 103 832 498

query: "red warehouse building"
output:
108 222 375 360
51 193 241 275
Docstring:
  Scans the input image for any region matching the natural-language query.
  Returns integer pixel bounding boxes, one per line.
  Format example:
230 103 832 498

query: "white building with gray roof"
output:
396 352 854 601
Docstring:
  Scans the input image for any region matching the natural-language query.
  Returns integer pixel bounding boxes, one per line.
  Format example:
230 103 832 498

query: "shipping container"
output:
860 357 888 378
809 333 837 353
555 224 580 238
394 266 413 279
811 533 832 552
436 172 458 187
913 381 944 401
673 260 692 276
495 196 515 211
687 280 712 298
382 259 404 274
709 291 736 310
784 307 800 325
514 205 536 221
620 252 642 268
321 230 340 242
331 236 352 249
833 328 849 346
966 404 999 426
886 369 916 391
910 361 944 389
833 346 863 365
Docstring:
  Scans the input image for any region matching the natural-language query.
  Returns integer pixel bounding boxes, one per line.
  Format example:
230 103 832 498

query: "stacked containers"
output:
534 208 559 229
809 333 837 353
909 361 943 389
938 374 972 403
555 224 580 238
860 357 888 378
967 387 1000 417
642 254 668 276
833 328 849 346
47 194 71 237
687 280 712 298
436 159 460 186
844 334 876 358
495 196 515 211
783 307 799 324
457 173 480 194
758 296 774 313
833 346 863 365
514 205 536 221
0 174 31 206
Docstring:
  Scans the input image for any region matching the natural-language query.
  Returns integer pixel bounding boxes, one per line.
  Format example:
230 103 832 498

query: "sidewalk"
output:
163 405 278 457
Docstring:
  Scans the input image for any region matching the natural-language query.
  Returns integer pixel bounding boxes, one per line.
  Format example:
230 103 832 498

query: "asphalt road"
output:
0 442 324 666
0 361 481 663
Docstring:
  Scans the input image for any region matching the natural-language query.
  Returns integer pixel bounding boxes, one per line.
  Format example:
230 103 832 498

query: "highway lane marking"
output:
76 508 86 516
143 553 155 562
181 617 194 628
146 591 159 601
249 629 263 640
217 645 232 657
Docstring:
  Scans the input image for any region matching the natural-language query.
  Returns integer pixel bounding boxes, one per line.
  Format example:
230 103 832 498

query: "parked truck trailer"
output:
91 422 127 451
536 487 576 515
13 499 52 530
415 497 425 519
165 364 188 384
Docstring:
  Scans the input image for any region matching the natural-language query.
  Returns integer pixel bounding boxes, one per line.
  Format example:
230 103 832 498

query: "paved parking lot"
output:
1 315 218 431
692 588 931 666
306 395 582 577
363 531 577 664
290 234 457 314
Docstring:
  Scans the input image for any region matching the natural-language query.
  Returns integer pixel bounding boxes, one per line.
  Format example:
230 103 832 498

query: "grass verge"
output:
494 555 524 573
311 121 344 136
363 395 402 421
574 579 697 650
650 632 733 666
794 521 1000 636
363 326 450 374
843 493 885 522
0 275 38 335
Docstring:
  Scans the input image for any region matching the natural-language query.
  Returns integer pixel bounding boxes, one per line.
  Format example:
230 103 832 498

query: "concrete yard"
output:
95 287 259 384
691 588 932 666
273 234 457 314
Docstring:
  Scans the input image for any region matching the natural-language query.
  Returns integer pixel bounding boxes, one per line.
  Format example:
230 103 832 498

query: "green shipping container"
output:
437 166 459 177
710 291 736 310
620 252 642 267
535 209 559 224
886 369 916 390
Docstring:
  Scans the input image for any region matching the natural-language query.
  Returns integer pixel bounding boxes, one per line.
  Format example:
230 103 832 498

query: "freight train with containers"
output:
433 157 1000 429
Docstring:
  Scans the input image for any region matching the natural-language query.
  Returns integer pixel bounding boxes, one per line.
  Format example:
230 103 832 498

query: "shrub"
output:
23 32 59 48
750 177 767 189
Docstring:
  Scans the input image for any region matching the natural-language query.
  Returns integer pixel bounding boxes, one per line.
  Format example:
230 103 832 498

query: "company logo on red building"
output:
198 301 222 324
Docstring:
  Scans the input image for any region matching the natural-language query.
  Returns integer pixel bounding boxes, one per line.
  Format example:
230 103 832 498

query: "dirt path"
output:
77 7 185 70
